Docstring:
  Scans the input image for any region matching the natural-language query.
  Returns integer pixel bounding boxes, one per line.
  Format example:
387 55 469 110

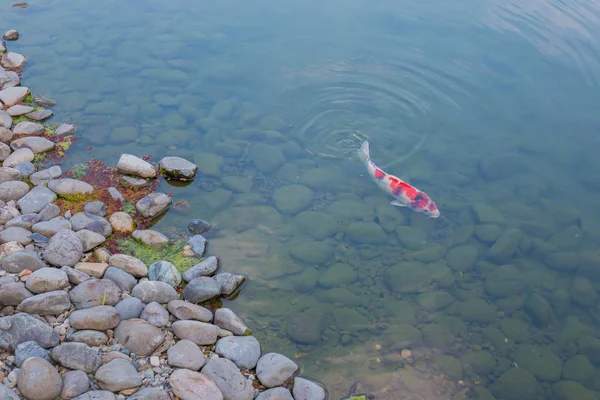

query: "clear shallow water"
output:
3 0 600 398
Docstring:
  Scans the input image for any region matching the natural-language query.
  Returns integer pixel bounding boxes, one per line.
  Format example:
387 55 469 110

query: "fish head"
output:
409 192 440 218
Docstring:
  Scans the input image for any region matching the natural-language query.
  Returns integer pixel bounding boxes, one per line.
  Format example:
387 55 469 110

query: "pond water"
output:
3 0 600 398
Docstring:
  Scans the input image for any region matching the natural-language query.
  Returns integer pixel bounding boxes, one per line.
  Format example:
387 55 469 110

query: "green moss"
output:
60 192 95 202
22 93 38 107
11 115 28 125
72 163 90 179
122 201 136 216
44 123 59 136
116 237 197 272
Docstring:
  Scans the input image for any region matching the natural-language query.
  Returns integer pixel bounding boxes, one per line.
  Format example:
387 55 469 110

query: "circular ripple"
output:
281 52 470 169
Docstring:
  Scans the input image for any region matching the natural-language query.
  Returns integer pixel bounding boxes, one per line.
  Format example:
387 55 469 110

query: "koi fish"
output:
357 141 440 218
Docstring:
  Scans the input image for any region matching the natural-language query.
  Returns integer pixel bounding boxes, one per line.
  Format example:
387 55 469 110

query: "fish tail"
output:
356 141 370 163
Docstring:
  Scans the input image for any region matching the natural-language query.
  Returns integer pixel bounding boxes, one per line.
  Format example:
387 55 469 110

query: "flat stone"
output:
5 214 39 230
104 267 137 292
13 161 35 177
0 167 21 183
76 229 106 252
17 290 71 315
17 357 63 400
95 358 142 392
0 86 29 107
188 234 207 255
42 229 84 267
7 104 33 116
183 276 222 303
69 305 120 330
167 339 206 370
172 320 220 345
148 260 181 287
3 148 34 168
113 318 165 356
109 254 148 277
116 154 157 178
136 192 171 218
11 136 55 153
202 357 255 400
0 142 11 162
256 388 294 400
0 70 20 90
17 185 57 213
70 212 112 237
183 256 219 282
108 212 135 233
0 180 29 202
32 219 72 237
69 330 109 347
0 110 11 129
25 266 70 293
51 342 102 373
158 156 198 181
54 123 77 137
74 262 108 278
0 313 60 350
132 229 169 249
61 370 90 399
84 200 107 216
15 340 51 367
12 121 45 135
0 226 32 245
114 296 144 321
1 52 27 70
214 335 261 369
0 281 32 305
292 377 326 400
127 387 171 400
72 390 116 400
169 369 223 400
167 299 213 322
256 353 298 388
25 109 54 121
132 280 179 304
69 279 121 309
140 301 170 327
121 175 152 188
30 166 62 186
48 178 94 197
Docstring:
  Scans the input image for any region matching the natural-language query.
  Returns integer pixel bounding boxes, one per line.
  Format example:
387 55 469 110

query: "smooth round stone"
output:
148 260 181 287
114 296 144 321
61 370 90 399
17 185 57 214
140 301 169 327
214 336 261 369
172 320 220 345
7 104 34 116
95 358 142 392
17 357 63 400
292 377 326 400
108 254 148 278
183 276 222 303
47 178 94 197
0 127 13 142
69 279 121 309
167 300 213 322
0 86 28 107
202 357 255 400
25 109 54 121
109 212 136 233
42 229 84 267
51 342 102 374
159 156 198 181
256 353 299 388
30 166 62 186
17 290 72 315
170 369 223 400
188 219 212 234
0 142 10 161
0 111 11 129
69 305 120 331
214 308 250 336
131 280 179 304
167 339 207 371
131 229 169 249
2 30 19 40
256 388 294 400
183 256 219 282
0 282 32 306
10 136 54 153
135 192 172 218
0 167 21 183
214 273 246 297
15 340 51 367
12 121 44 135
1 52 27 70
116 154 157 178
2 148 34 168
25 267 69 293
0 180 29 202
113 319 165 357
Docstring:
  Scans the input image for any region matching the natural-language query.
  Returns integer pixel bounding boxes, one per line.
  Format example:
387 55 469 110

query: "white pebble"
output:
150 356 160 367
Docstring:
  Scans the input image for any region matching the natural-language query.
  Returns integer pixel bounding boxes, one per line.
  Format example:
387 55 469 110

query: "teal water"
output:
3 0 600 398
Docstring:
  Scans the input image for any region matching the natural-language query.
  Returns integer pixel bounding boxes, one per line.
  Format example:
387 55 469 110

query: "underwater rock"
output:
488 228 522 263
570 276 597 307
272 184 313 215
289 241 331 265
345 221 388 244
193 152 224 177
294 211 337 240
457 299 497 324
490 367 540 400
249 143 285 174
431 353 462 380
416 291 455 312
552 381 599 400
514 344 562 382
395 226 428 250
484 264 525 298
479 153 529 180
524 293 554 327
562 355 596 388
445 245 478 271
461 351 497 376
384 262 433 294
286 308 329 345
500 318 530 342
317 263 356 289
471 203 505 224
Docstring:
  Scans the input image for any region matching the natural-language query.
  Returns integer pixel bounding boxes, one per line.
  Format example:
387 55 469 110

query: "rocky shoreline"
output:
0 30 328 400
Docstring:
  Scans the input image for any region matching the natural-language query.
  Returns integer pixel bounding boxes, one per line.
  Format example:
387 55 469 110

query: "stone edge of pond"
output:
0 33 329 400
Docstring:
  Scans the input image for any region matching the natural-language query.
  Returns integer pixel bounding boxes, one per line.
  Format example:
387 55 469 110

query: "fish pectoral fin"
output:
390 200 407 207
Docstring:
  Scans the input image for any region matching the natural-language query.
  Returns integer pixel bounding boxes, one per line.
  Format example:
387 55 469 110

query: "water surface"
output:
3 0 600 398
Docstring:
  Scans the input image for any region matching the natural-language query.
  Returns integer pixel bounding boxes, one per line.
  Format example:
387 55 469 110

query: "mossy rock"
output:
294 211 338 240
375 203 406 232
272 184 314 215
381 325 422 350
474 224 502 243
286 308 330 344
553 380 599 400
345 221 388 244
318 263 357 289
524 293 554 327
193 152 223 177
490 367 540 400
484 264 525 298
500 318 530 342
289 241 332 265
294 267 319 293
317 288 362 307
110 126 138 144
420 323 455 348
326 200 375 222
562 355 595 388
461 351 497 375
248 143 285 174
221 176 253 193
300 168 344 191
431 353 462 380
428 262 455 288
384 262 433 294
395 226 428 250
332 308 371 331
457 299 497 324
416 291 455 312
514 344 562 382
445 245 478 271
